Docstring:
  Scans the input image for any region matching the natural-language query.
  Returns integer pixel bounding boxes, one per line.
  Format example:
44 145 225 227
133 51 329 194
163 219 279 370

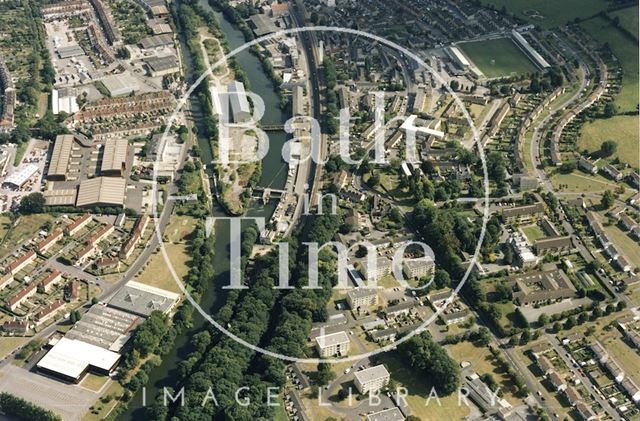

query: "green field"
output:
603 224 640 270
578 115 639 166
581 15 639 112
521 224 546 242
610 6 639 39
459 38 536 78
550 171 620 193
482 0 610 28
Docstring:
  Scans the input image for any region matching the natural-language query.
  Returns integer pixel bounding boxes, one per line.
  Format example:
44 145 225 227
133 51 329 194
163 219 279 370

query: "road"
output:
544 332 621 420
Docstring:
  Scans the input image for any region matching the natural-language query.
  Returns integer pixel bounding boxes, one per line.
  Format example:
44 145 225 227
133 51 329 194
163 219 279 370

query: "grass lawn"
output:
273 395 289 421
581 16 639 112
603 224 640 269
447 341 521 405
577 115 639 167
379 352 471 420
378 275 401 289
0 215 11 241
0 214 55 259
609 6 638 38
595 330 640 384
135 243 191 294
458 38 536 78
482 0 610 28
521 224 545 243
82 381 124 421
80 373 110 392
163 215 197 243
0 337 28 359
549 171 619 193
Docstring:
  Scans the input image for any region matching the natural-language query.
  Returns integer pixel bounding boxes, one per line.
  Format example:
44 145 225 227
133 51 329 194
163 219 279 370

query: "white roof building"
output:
2 164 39 189
36 337 121 382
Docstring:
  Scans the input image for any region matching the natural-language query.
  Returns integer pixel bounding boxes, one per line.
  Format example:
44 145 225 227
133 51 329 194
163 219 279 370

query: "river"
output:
118 2 289 418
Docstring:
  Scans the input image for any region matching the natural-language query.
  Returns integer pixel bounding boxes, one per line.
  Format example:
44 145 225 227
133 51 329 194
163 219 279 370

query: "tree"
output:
316 362 335 386
434 269 451 289
600 140 617 157
400 332 460 395
494 282 512 301
450 80 460 91
538 313 549 326
0 393 61 421
18 193 45 214
601 190 615 209
476 327 491 346
603 102 617 118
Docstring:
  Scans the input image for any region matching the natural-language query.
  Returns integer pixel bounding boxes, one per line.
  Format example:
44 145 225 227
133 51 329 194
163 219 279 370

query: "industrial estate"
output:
0 0 638 420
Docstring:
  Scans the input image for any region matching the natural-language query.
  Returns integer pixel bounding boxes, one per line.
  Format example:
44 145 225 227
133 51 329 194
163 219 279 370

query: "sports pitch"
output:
458 37 536 78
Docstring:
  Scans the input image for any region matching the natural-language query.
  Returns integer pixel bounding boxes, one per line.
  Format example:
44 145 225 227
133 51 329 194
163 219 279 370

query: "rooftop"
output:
354 364 390 385
76 177 126 207
36 337 120 380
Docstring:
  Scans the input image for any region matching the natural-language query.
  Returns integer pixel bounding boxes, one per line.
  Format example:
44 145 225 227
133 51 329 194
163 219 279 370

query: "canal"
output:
118 1 289 418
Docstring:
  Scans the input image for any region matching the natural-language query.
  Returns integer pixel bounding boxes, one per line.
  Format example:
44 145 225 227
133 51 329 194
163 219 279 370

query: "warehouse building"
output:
227 81 251 123
76 177 126 208
139 34 173 50
107 281 179 317
100 72 140 97
47 134 75 181
100 138 128 176
144 55 180 77
36 337 121 383
65 304 141 352
43 188 78 206
56 44 84 59
2 164 39 189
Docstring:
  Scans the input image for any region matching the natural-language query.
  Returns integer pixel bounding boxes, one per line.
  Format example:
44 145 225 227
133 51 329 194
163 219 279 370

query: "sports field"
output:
581 15 639 112
482 0 610 28
578 115 639 166
458 38 536 78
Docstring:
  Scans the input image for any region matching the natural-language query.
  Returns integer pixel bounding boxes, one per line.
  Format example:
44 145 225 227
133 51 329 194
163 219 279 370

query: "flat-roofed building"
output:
315 331 349 357
360 257 393 282
227 81 251 123
292 85 304 116
402 257 434 279
37 229 63 254
508 269 576 306
101 138 128 176
101 73 140 97
354 364 390 394
107 281 179 317
36 337 121 383
65 214 92 236
366 407 405 421
8 250 36 275
47 134 75 181
346 288 378 310
76 177 126 208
